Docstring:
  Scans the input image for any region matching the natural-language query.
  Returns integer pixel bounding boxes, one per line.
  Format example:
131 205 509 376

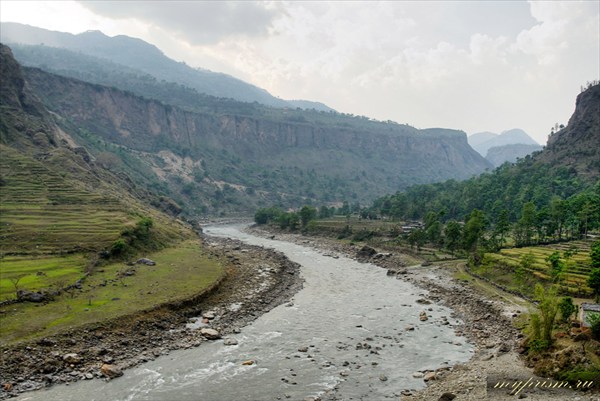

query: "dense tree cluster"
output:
370 158 600 247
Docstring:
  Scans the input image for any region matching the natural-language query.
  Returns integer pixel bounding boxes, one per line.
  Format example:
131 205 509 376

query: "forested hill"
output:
15 53 491 216
371 83 600 227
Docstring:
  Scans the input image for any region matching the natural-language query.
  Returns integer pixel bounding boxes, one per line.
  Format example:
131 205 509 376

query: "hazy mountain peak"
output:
468 128 538 156
0 22 333 111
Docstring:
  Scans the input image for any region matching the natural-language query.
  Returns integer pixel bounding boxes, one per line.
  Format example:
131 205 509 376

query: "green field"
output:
476 240 594 297
0 240 224 344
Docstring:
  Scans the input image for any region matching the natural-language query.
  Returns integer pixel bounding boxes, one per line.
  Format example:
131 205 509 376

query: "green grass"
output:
475 240 595 297
0 254 88 300
0 240 224 345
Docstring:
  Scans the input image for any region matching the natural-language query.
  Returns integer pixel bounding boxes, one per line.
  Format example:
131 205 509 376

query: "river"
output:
17 224 472 401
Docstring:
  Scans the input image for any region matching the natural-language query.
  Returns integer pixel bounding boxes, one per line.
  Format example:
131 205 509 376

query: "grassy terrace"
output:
0 240 224 344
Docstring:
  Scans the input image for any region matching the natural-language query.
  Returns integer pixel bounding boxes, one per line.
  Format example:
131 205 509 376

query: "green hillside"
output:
0 43 223 343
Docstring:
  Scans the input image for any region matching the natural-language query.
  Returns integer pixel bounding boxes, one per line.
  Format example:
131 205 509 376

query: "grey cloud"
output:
77 1 280 44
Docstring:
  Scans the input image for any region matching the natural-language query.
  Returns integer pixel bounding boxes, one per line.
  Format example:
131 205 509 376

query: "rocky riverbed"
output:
247 226 599 401
0 235 303 399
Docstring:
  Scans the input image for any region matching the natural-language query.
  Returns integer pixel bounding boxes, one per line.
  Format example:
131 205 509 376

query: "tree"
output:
558 297 576 324
463 209 486 254
444 220 462 256
491 209 511 249
408 229 427 251
546 251 564 283
530 284 560 348
299 205 317 227
588 268 600 302
517 202 537 245
591 240 600 268
425 211 442 247
9 274 27 297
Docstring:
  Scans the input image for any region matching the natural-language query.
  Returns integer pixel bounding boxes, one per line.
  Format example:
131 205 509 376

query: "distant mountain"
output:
485 143 543 167
467 131 497 149
468 128 539 156
0 22 333 112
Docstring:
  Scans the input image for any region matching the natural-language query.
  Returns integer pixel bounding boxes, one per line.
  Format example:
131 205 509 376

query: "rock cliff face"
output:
542 83 600 179
23 66 491 214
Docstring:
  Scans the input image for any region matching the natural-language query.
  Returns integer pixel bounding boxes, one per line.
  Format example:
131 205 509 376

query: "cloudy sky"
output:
1 1 598 144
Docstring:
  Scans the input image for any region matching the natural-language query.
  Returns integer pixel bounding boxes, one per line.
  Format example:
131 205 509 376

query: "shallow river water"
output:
18 224 472 401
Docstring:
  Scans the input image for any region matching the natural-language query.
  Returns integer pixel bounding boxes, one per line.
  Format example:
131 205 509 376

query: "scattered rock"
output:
438 392 456 401
136 258 156 266
202 311 216 320
100 364 123 379
379 374 388 381
423 372 437 381
241 360 255 366
200 328 220 340
412 372 424 378
62 353 81 364
298 346 308 352
223 338 238 346
356 245 377 258
16 290 48 303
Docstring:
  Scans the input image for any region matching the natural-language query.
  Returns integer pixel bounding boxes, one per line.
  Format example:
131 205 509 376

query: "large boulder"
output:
200 328 221 340
16 290 47 303
62 353 81 364
356 245 377 258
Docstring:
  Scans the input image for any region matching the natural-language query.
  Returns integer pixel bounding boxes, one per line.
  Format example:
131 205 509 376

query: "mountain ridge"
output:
0 22 333 112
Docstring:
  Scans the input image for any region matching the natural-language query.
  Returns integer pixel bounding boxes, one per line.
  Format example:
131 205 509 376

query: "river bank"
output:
247 226 599 401
0 234 302 399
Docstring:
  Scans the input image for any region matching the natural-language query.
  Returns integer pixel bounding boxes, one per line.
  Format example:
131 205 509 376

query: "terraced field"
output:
0 146 130 255
0 144 196 304
480 240 594 296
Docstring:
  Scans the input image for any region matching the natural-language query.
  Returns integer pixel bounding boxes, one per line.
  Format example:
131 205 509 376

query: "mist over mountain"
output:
484 143 543 167
0 22 333 112
468 128 539 156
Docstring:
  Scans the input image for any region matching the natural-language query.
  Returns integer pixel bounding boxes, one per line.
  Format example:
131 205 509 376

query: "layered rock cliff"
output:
22 65 491 215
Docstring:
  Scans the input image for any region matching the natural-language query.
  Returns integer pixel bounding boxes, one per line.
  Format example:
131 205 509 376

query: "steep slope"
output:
485 143 543 167
1 22 332 111
542 82 600 179
0 43 193 258
20 63 492 215
469 128 539 156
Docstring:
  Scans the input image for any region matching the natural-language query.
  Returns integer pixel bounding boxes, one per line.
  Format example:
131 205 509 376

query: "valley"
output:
0 10 599 401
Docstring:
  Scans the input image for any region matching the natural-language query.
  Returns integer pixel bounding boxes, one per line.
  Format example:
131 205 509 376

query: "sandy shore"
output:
246 226 599 401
